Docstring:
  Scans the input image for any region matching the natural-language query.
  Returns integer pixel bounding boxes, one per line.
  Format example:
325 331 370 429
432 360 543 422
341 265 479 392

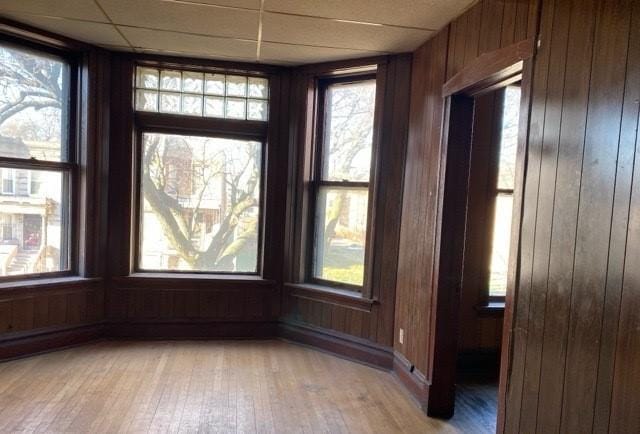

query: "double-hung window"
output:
133 65 268 274
309 76 377 291
0 42 74 278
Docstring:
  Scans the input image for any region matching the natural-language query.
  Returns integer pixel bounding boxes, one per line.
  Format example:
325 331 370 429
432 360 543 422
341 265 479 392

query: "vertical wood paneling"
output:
0 286 103 342
446 0 536 80
517 0 571 430
559 2 631 431
534 1 597 431
597 3 640 432
394 29 449 374
503 0 639 432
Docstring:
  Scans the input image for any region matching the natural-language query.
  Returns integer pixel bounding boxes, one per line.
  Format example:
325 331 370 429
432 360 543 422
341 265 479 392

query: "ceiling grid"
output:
0 0 476 65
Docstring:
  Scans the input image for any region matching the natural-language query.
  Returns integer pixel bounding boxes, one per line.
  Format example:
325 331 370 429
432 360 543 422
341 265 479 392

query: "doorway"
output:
427 45 534 430
454 84 522 432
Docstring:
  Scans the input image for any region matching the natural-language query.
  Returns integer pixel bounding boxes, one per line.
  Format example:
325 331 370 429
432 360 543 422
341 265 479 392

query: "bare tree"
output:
320 83 376 249
0 47 63 128
142 134 260 271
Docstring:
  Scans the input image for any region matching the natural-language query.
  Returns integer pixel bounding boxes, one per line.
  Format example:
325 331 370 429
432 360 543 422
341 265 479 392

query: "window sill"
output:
285 282 377 312
112 273 276 290
0 276 102 297
475 301 505 317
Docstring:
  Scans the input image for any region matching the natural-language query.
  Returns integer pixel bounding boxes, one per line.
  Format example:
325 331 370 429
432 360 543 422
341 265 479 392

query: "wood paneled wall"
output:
393 28 449 375
446 0 539 81
397 0 640 431
0 282 103 335
505 0 640 432
394 0 538 379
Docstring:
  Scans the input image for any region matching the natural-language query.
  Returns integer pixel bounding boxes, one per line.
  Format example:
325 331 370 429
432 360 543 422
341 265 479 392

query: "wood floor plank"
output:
0 340 494 433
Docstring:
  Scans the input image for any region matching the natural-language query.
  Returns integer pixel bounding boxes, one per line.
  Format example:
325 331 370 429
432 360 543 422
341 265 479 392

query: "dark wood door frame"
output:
427 40 535 427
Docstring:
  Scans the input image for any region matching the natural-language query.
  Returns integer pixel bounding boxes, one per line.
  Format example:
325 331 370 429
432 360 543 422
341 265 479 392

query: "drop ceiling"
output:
0 0 476 65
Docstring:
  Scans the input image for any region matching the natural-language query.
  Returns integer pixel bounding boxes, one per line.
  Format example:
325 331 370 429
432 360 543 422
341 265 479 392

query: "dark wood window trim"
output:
302 71 382 296
0 32 87 285
284 282 377 312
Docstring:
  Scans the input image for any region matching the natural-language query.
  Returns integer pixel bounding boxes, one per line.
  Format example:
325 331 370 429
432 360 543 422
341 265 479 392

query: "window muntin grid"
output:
135 67 269 121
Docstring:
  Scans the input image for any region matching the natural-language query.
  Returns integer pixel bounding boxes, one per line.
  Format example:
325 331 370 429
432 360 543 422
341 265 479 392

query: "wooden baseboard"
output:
278 321 393 369
392 351 430 411
0 323 105 361
107 320 279 339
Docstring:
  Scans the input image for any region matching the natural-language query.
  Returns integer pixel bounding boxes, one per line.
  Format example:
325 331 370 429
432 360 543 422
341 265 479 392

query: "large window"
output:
0 43 73 278
487 85 521 298
133 66 268 275
310 77 377 289
138 132 262 273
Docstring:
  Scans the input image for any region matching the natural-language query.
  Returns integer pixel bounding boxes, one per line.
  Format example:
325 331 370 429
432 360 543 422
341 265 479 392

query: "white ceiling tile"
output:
261 13 431 53
264 0 476 30
0 0 109 22
1 14 128 47
260 42 381 65
120 26 257 59
97 0 259 40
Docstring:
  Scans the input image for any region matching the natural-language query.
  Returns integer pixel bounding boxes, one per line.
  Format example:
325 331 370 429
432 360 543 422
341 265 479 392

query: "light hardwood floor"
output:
0 340 494 433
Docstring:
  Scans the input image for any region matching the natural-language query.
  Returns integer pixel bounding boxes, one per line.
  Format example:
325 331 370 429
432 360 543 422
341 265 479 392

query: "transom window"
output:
310 77 377 289
0 42 73 278
135 66 269 121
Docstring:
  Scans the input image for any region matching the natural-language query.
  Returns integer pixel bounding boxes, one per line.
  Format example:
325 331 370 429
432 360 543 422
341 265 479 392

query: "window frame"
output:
131 66 270 277
482 84 521 304
0 38 79 283
1 168 16 194
306 73 380 293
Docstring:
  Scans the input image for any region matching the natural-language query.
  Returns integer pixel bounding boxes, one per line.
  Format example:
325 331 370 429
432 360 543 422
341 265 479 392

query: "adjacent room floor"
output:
0 340 496 433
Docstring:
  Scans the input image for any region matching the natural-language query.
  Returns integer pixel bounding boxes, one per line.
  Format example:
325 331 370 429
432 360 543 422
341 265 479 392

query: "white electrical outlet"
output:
399 328 404 344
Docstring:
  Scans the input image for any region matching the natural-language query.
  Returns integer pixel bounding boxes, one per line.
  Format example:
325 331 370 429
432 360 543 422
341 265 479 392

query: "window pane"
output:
204 96 224 118
488 194 514 297
248 77 268 98
247 99 268 121
322 80 376 182
160 70 181 91
136 89 158 112
497 85 521 190
204 73 225 95
226 75 247 97
0 44 68 162
136 67 159 89
0 168 68 276
225 98 246 120
313 187 368 286
139 132 261 273
181 94 203 116
182 71 203 94
159 92 181 113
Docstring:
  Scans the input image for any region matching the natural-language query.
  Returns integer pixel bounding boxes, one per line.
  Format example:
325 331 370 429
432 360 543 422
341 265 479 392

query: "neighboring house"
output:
0 136 62 276
140 142 226 270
